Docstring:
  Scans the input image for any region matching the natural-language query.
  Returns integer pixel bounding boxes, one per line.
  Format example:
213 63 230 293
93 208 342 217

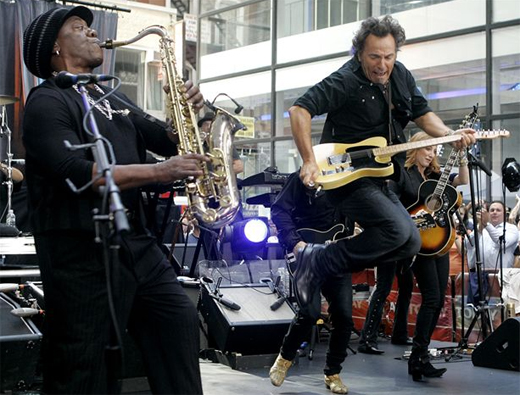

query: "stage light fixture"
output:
223 217 270 260
501 157 520 192
242 218 269 243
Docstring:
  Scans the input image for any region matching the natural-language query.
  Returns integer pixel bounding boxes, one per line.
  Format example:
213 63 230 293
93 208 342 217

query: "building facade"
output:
194 0 520 213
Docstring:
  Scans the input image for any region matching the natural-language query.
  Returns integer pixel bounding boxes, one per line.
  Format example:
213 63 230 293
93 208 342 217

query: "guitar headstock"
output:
460 104 480 130
476 129 510 139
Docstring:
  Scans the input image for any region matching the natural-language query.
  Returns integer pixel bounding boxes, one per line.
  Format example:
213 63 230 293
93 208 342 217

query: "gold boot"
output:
324 374 348 394
269 354 293 387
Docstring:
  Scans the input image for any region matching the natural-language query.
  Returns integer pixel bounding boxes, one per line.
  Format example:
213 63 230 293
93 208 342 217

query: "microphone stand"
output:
459 150 492 341
72 83 129 394
446 149 495 362
499 184 507 323
456 210 472 342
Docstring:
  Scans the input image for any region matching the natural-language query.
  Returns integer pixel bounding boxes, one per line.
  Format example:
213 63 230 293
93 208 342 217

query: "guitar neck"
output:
372 135 461 157
433 148 459 197
372 129 508 158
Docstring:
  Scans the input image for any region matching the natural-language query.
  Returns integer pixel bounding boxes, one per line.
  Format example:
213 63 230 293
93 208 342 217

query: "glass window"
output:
493 0 520 23
402 34 487 122
235 141 272 218
376 0 452 14
273 136 321 174
200 0 248 14
491 27 520 116
277 0 368 38
199 1 271 56
275 59 347 136
200 72 272 139
146 61 163 112
114 48 144 108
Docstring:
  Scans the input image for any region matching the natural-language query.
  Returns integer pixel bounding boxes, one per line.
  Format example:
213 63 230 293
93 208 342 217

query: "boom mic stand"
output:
447 149 493 360
498 183 508 323
454 210 472 344
66 80 129 394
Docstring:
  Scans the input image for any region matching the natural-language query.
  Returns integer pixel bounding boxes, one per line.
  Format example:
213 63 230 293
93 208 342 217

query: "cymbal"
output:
0 95 19 106
0 163 23 183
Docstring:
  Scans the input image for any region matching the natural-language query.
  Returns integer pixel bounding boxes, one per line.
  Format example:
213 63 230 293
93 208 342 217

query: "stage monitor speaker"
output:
0 292 42 391
199 284 294 355
472 317 520 372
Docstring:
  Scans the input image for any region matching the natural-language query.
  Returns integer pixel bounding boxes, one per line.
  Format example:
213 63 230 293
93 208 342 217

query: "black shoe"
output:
357 343 385 355
292 243 326 319
408 357 447 381
391 337 413 346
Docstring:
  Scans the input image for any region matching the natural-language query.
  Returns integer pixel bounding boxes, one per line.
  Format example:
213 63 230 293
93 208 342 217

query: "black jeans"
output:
322 180 421 274
411 253 450 360
280 273 353 375
359 260 413 347
36 230 203 394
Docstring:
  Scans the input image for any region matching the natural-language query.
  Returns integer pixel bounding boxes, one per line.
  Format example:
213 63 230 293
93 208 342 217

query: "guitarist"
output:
287 15 476 330
389 132 469 380
269 171 353 394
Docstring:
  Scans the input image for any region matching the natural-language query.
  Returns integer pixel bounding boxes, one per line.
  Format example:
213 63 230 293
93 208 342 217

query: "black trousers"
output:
359 260 413 347
280 273 353 375
410 253 450 360
36 230 203 394
322 180 421 274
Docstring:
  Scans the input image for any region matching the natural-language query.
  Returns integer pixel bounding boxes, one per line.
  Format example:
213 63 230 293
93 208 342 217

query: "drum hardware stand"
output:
0 97 21 234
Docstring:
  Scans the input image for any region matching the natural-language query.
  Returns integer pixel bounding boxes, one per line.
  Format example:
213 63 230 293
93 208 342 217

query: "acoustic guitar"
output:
407 108 509 256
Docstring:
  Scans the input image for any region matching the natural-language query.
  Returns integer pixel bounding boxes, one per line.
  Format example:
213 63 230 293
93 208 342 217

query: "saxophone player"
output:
23 6 206 393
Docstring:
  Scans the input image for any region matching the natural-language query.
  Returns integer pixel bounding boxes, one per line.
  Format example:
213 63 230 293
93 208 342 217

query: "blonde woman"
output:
390 132 468 381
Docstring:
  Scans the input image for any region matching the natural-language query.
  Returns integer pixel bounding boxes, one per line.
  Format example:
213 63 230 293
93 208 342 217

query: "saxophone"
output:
101 26 242 228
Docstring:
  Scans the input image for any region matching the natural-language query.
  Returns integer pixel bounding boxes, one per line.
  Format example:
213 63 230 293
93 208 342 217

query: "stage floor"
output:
121 337 520 395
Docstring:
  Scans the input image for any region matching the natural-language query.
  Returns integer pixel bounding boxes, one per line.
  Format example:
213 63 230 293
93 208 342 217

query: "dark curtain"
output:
0 0 118 225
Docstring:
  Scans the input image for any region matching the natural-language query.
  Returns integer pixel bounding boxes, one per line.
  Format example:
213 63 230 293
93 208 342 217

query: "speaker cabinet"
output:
472 317 520 372
0 293 42 391
199 284 294 355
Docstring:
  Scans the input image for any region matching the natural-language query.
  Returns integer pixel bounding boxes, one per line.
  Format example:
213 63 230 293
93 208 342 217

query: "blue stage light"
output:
243 218 269 243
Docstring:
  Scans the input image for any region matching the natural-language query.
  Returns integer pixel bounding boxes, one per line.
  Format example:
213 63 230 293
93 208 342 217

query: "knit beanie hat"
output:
23 6 93 79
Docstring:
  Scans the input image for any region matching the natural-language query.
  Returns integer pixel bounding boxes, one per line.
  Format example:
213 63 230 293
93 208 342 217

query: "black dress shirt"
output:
294 57 432 146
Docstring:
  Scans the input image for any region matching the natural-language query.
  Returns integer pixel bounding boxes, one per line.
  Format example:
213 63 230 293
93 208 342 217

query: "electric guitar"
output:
285 223 346 265
408 108 509 256
285 214 435 263
312 130 509 190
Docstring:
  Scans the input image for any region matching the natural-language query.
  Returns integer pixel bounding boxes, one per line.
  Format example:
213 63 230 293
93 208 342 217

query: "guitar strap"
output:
385 82 394 145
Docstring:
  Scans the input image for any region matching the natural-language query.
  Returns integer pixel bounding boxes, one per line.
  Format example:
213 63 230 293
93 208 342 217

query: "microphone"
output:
55 71 115 89
211 93 244 114
10 308 44 318
217 296 241 311
467 151 492 177
270 296 286 311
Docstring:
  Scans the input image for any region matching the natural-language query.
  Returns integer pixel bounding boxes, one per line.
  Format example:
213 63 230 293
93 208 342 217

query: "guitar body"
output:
407 180 462 256
296 223 346 244
313 138 394 190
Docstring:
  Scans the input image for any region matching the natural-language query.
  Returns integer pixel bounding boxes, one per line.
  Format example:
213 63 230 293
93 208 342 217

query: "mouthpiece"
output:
99 39 113 49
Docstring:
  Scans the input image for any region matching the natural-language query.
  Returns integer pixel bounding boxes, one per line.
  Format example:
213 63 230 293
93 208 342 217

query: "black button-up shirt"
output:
294 57 432 145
